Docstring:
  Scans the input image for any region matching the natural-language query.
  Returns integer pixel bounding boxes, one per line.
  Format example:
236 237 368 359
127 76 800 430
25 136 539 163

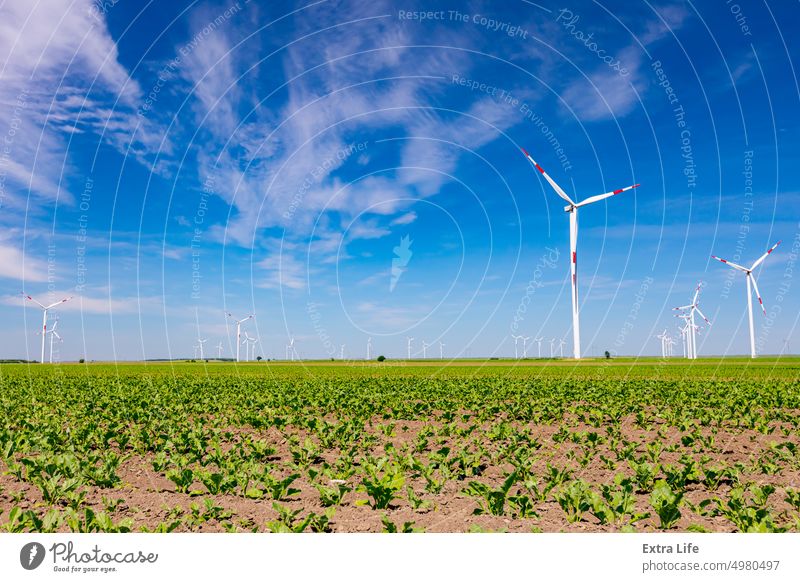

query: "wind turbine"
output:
439 341 445 359
340 344 346 360
535 336 544 358
250 336 259 361
41 319 63 364
656 329 668 358
23 294 72 363
522 149 639 359
511 334 522 359
406 337 414 359
286 337 296 361
711 241 781 358
676 314 692 359
558 338 566 358
226 313 253 362
366 337 372 360
241 332 255 361
216 342 224 359
549 338 555 358
422 341 430 359
197 337 208 360
673 283 711 360
521 336 530 358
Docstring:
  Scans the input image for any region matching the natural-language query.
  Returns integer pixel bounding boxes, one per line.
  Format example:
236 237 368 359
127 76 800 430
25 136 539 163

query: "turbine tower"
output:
549 338 556 358
23 294 72 364
521 336 530 358
522 149 639 359
673 283 711 360
286 337 296 361
216 342 224 358
422 341 430 359
711 241 780 358
535 336 543 358
439 341 445 359
197 337 208 360
226 313 253 362
406 337 414 359
366 337 372 360
340 344 346 360
558 338 566 358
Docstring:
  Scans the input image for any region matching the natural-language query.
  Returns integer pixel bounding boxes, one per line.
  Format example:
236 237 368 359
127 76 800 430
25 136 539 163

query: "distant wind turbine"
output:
535 337 543 358
711 241 780 358
673 283 710 360
23 294 72 364
406 337 414 359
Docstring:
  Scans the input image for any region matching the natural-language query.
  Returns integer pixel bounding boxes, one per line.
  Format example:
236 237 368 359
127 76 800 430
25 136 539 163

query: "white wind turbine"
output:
673 283 711 360
406 337 414 359
522 149 640 359
511 334 523 359
216 342 224 359
549 338 556 358
534 336 544 358
197 337 208 360
366 337 372 360
422 341 430 359
711 241 781 358
41 319 63 364
250 336 259 361
439 341 445 359
676 314 694 359
656 329 668 358
558 338 566 358
286 337 296 361
340 344 346 360
23 294 72 364
226 313 253 362
521 336 530 358
241 332 255 362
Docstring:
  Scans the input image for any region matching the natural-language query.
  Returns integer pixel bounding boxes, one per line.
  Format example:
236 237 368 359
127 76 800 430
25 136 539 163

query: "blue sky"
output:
1 0 798 361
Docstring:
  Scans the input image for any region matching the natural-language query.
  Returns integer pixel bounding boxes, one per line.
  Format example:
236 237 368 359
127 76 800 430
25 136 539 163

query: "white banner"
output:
1 534 798 581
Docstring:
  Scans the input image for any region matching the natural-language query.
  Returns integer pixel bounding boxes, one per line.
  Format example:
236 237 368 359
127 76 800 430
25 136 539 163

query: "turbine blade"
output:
521 149 575 206
692 282 702 305
750 240 781 270
750 275 767 316
710 255 748 272
45 296 72 310
576 183 640 207
23 294 47 309
694 306 711 325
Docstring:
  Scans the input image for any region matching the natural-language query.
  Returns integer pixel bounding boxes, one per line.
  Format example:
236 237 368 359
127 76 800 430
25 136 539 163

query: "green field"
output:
1 358 799 532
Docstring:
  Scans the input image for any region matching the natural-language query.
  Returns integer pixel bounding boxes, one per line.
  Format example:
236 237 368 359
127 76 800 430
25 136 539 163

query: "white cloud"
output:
0 0 143 206
0 244 49 282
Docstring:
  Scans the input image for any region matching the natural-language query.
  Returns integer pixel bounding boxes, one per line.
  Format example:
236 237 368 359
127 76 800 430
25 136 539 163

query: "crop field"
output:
1 359 799 533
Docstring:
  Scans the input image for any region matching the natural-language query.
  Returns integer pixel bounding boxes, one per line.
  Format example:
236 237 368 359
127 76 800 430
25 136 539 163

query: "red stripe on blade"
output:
535 164 544 174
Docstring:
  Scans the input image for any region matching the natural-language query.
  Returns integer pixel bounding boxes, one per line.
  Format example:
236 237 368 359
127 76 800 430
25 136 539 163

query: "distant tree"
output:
604 351 611 359
377 355 386 362
79 358 85 364
256 356 263 362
